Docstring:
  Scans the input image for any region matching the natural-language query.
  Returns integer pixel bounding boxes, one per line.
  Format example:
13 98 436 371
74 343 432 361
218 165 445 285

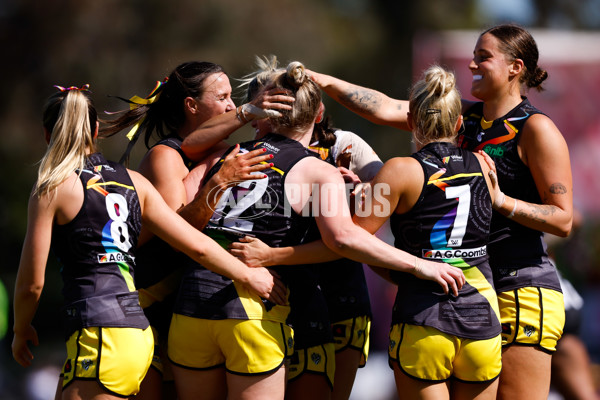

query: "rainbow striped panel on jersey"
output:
389 142 499 339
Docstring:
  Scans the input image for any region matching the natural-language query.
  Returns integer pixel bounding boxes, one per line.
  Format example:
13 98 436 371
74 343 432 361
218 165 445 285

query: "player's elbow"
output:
184 242 210 264
554 219 572 238
180 143 204 163
15 281 44 300
544 215 572 238
322 227 355 255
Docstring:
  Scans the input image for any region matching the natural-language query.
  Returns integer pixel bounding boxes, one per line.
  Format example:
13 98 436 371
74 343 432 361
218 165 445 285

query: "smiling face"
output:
194 72 235 123
469 33 516 101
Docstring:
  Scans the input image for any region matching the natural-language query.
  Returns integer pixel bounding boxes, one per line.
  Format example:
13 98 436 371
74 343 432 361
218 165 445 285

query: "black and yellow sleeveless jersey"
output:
174 133 319 323
389 142 500 339
51 153 147 338
459 98 560 292
153 135 196 170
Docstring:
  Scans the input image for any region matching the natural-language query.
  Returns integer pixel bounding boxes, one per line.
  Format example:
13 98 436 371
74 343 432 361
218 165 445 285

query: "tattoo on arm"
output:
338 88 382 115
542 182 568 204
549 183 567 195
518 203 559 224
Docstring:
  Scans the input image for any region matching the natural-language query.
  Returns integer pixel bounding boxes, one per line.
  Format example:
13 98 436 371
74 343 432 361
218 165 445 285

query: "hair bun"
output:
529 66 548 89
424 65 456 97
286 61 306 88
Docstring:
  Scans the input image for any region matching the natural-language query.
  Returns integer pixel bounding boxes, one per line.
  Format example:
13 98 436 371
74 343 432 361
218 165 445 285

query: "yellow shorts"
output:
288 342 336 389
168 314 293 374
498 287 564 352
61 326 153 397
331 316 371 367
388 323 501 382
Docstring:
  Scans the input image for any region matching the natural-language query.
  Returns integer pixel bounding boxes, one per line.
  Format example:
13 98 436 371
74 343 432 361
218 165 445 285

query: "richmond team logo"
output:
311 352 322 365
81 358 94 371
523 325 536 337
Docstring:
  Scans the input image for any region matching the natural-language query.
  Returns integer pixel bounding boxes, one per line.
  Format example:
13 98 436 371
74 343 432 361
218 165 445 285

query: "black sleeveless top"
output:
307 141 372 323
389 142 500 339
459 98 560 292
52 153 147 338
174 133 318 323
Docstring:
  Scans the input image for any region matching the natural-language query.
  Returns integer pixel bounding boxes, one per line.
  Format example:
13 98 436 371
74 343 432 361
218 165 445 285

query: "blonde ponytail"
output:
35 90 97 197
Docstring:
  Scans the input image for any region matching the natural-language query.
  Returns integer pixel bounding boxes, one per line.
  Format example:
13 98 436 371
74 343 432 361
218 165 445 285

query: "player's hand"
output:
214 144 273 185
243 88 295 120
246 267 287 305
12 325 39 367
229 236 274 268
305 69 327 88
338 166 361 186
412 257 465 297
479 150 505 208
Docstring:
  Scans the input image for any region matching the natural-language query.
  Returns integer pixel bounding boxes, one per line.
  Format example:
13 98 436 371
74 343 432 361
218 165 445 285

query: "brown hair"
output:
482 24 548 91
103 61 227 149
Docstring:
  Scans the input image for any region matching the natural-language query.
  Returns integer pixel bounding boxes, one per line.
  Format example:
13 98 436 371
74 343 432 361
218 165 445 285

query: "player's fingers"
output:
240 147 268 161
224 144 241 160
439 279 449 295
248 163 272 172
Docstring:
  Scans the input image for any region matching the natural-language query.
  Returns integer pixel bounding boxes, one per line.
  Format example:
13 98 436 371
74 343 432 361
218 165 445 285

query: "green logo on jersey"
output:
483 144 505 158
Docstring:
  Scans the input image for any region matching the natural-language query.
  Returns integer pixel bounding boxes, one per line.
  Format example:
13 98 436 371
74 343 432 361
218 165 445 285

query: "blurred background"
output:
1 0 599 398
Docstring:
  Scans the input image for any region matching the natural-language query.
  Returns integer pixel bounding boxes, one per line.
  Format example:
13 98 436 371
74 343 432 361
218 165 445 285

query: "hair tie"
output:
54 84 91 92
119 78 168 141
127 77 168 109
425 108 441 114
115 77 168 165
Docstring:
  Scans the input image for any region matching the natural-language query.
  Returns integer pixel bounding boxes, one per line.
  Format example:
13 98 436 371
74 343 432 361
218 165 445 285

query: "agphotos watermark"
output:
206 180 392 220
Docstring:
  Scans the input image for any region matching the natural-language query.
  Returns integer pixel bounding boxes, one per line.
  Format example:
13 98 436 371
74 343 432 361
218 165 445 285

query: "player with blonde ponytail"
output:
176 61 466 400
35 86 97 197
12 85 285 400
352 65 502 399
309 24 572 399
